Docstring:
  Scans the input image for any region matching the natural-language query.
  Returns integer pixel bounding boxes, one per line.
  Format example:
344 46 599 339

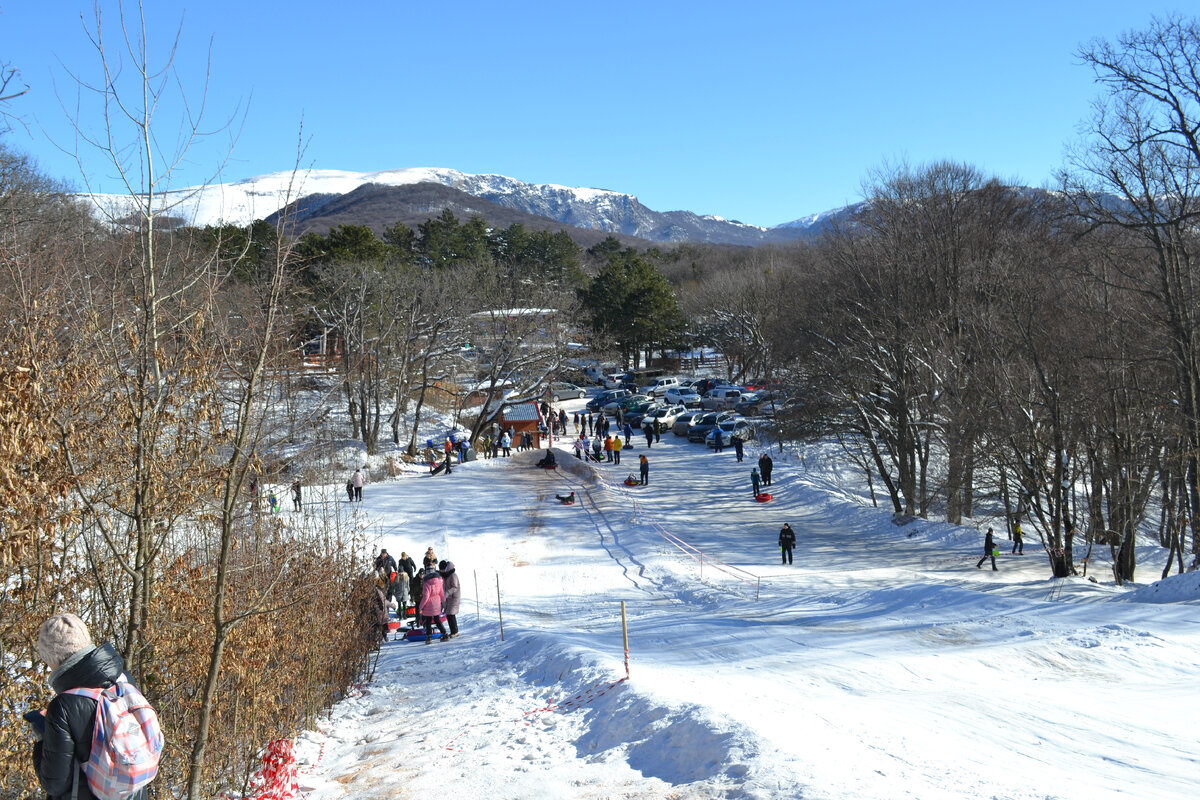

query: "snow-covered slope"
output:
83 167 808 245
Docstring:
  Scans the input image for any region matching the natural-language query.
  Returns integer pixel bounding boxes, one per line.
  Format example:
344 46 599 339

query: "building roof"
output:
500 402 542 422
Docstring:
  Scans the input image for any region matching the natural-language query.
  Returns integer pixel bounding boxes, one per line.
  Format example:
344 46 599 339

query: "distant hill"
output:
82 167 857 246
265 182 657 248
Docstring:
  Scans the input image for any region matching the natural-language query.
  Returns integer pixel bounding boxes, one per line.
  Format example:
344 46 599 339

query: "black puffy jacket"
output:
34 643 148 800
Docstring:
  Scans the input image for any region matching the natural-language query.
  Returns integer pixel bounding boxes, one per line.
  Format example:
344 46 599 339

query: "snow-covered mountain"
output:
84 167 841 245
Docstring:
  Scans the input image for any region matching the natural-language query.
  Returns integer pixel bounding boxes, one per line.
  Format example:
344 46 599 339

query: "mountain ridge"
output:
84 167 851 245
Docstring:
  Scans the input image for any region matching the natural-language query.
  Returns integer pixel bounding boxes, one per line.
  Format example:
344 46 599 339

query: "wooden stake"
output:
497 573 505 641
621 600 630 680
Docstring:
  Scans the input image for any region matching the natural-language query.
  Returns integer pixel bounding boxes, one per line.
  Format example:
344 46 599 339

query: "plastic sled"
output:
536 462 559 469
403 627 447 642
755 493 773 502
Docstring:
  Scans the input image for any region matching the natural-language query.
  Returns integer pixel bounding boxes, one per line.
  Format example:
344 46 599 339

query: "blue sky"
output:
0 1 1183 227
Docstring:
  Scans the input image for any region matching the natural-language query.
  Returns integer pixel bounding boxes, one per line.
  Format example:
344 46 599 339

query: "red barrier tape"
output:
246 739 305 800
443 676 628 753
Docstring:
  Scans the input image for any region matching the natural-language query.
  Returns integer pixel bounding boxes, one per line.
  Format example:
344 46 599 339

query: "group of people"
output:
345 468 365 501
373 548 460 643
975 521 1025 570
750 453 774 497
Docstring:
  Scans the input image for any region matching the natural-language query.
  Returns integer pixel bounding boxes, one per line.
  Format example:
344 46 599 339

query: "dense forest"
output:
2 13 1199 800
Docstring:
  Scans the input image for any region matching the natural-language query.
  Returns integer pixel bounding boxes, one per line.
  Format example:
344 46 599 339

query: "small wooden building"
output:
497 401 546 449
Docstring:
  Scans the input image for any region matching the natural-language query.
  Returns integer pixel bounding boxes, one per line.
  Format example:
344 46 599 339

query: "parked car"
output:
544 381 586 402
602 372 629 389
604 393 651 415
690 378 726 396
663 385 702 408
687 411 736 442
700 387 745 411
640 375 682 397
624 400 662 428
642 403 687 430
672 410 704 437
705 418 756 448
586 388 630 412
734 390 779 416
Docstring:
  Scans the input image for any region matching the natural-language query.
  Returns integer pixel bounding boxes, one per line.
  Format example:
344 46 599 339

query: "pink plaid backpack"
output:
65 674 163 800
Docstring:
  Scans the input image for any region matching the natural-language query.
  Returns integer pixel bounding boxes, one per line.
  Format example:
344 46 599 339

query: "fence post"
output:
496 573 504 641
621 600 630 680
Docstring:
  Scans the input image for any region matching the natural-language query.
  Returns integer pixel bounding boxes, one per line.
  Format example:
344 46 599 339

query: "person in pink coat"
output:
418 559 449 643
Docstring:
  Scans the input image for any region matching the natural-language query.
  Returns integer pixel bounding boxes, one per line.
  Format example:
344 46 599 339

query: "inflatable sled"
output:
623 476 641 487
555 492 576 505
755 492 773 503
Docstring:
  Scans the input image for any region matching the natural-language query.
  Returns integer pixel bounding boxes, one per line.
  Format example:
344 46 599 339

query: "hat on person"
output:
36 613 93 670
439 560 447 570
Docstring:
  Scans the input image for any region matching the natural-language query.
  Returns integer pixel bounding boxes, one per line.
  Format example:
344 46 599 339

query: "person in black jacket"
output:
778 523 796 565
34 613 151 800
399 551 417 579
976 528 998 570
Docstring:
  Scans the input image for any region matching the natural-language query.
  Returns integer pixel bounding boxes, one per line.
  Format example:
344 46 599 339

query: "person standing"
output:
351 468 365 501
440 560 461 638
345 478 354 502
732 434 745 462
33 614 159 800
500 431 512 457
391 570 411 619
639 454 649 485
976 528 998 570
758 453 774 486
399 551 417 579
604 435 614 463
374 549 397 581
751 468 761 498
713 427 724 453
778 523 796 565
1011 520 1025 555
291 477 303 512
442 450 453 476
418 559 449 643
612 434 623 465
654 419 662 443
644 421 654 448
592 436 604 462
623 421 633 447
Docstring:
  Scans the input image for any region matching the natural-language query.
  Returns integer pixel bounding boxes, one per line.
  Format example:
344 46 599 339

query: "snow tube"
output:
624 478 640 486
755 492 773 502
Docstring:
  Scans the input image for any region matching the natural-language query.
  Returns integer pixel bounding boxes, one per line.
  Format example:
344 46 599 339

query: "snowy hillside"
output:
251 392 1200 800
81 167 807 245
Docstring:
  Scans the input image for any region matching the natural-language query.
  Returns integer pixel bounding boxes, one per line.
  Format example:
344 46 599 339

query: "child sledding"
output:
555 492 576 505
536 449 558 469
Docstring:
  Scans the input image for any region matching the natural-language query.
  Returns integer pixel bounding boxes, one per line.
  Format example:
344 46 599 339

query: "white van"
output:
641 375 681 397
701 386 743 411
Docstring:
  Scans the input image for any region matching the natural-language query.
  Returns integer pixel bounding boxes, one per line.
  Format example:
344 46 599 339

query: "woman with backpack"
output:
33 613 161 800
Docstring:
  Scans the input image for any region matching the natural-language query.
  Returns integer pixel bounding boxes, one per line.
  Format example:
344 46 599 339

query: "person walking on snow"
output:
351 468 364 501
291 477 303 512
1011 520 1025 554
779 523 796 565
713 426 724 452
976 528 998 570
732 433 744 462
639 454 649 485
759 453 774 486
751 468 761 498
